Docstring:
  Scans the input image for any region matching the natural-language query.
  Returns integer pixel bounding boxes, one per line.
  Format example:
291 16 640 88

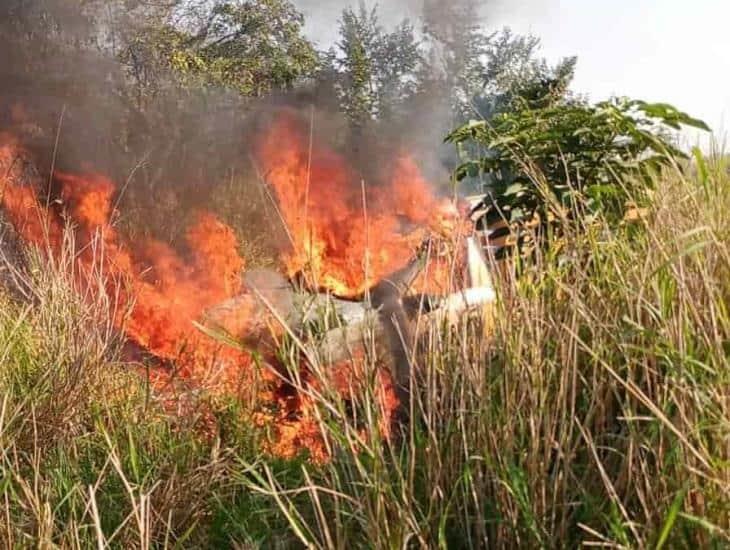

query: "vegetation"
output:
1 150 728 547
0 0 727 548
448 98 711 252
123 0 319 98
0 0 573 133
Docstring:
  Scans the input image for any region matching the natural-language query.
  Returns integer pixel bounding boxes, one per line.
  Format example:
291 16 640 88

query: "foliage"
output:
2 155 729 547
447 97 711 251
327 3 422 127
420 3 576 126
325 1 572 136
121 0 318 99
2 3 728 547
421 0 490 123
475 28 577 117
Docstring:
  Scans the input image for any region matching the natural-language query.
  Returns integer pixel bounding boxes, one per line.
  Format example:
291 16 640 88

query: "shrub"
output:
447 98 710 252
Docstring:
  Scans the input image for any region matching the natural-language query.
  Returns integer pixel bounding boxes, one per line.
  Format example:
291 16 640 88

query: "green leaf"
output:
655 486 688 550
449 93 705 257
693 146 711 195
128 425 141 484
677 512 726 537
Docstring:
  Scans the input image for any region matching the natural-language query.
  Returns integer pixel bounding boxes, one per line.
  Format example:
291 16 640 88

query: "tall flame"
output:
255 109 458 298
0 135 251 391
0 109 467 461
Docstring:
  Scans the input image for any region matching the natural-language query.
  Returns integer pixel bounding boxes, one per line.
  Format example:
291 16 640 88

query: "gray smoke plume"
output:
294 0 424 46
293 0 521 47
0 1 273 252
1 0 523 249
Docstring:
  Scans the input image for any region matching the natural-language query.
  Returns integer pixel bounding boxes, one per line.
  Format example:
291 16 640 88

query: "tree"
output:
411 3 578 181
420 1 577 126
120 0 319 102
329 3 422 128
474 29 577 118
419 0 479 121
334 4 377 128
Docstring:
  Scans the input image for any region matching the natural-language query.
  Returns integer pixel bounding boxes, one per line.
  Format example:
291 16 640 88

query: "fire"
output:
0 136 251 390
0 108 467 461
255 109 462 298
0 133 62 247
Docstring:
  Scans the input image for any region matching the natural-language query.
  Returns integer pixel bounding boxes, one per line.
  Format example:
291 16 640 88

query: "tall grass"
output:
0 232 247 547
237 156 729 549
0 155 728 548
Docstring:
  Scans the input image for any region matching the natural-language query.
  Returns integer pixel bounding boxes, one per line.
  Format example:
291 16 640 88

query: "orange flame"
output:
255 109 461 298
0 136 251 391
0 109 468 461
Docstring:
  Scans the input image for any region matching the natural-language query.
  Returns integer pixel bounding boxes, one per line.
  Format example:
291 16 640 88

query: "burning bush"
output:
0 105 475 462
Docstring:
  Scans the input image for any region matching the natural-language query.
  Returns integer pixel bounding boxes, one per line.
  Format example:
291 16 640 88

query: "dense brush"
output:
0 156 728 548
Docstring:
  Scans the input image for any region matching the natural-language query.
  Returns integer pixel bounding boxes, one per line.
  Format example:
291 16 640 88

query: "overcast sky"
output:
295 0 728 145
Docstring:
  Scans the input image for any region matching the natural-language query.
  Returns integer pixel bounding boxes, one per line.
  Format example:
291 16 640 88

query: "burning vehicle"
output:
0 106 499 461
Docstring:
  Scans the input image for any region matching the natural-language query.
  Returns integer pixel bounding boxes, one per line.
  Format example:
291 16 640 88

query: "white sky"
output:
489 0 729 146
296 0 729 145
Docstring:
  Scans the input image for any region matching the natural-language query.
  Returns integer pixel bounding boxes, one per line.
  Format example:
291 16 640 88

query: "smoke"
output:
294 0 524 47
293 0 548 41
0 2 121 166
0 2 268 249
0 0 558 210
290 0 495 186
0 0 472 260
294 0 424 46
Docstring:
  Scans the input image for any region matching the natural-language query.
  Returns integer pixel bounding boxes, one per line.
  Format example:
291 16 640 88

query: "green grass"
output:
0 154 728 548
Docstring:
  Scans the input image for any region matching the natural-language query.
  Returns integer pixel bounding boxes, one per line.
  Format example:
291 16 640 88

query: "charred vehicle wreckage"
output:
0 108 506 458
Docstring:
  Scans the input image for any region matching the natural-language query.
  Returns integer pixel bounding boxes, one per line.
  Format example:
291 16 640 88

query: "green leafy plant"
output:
447 97 710 252
122 0 318 98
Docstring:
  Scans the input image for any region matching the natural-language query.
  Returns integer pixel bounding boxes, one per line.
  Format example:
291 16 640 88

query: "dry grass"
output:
0 230 243 548
237 156 730 549
0 154 728 548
